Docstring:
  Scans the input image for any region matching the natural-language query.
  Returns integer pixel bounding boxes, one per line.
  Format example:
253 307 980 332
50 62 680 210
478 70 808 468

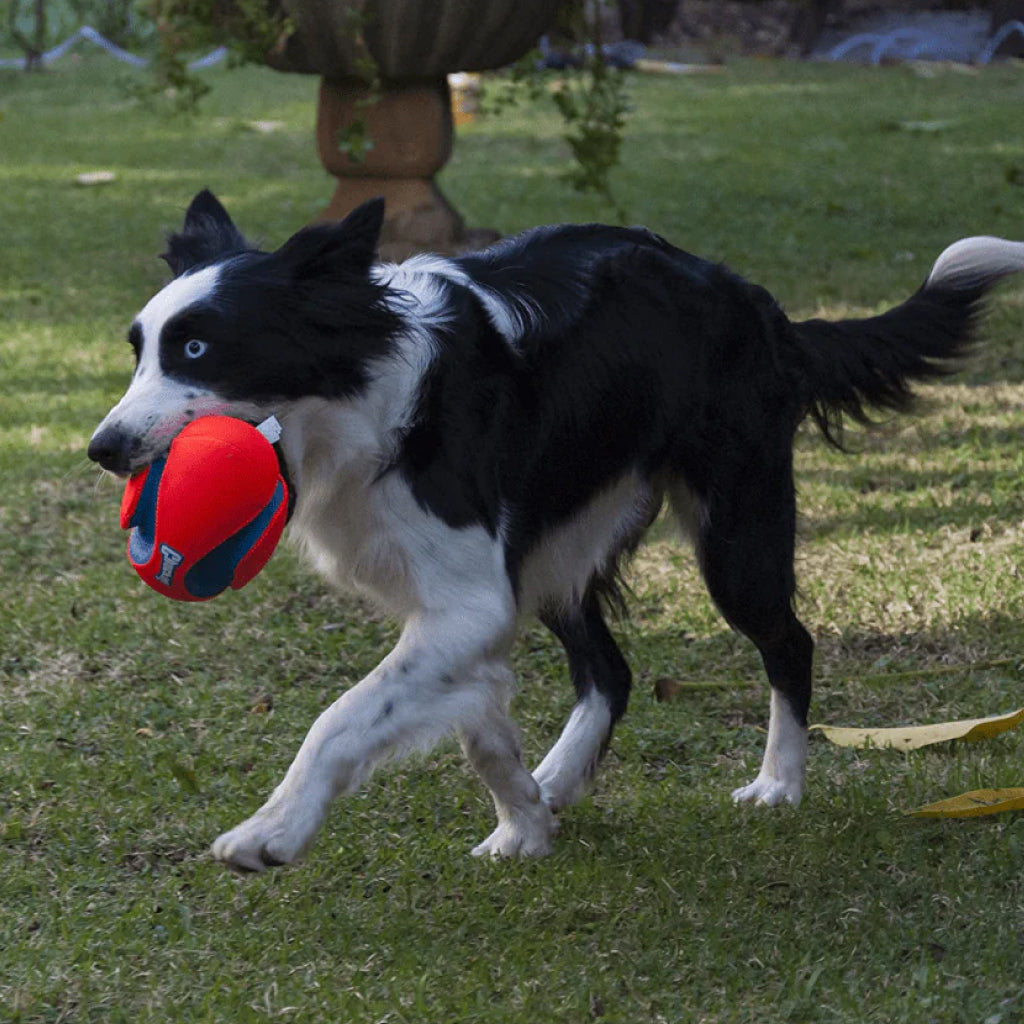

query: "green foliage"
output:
329 2 381 164
121 0 291 111
549 60 631 218
480 59 633 218
69 0 143 46
481 0 633 218
548 0 632 215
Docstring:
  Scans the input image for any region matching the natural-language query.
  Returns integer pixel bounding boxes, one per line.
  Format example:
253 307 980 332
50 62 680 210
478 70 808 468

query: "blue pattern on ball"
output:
184 480 286 598
127 460 285 599
126 457 167 566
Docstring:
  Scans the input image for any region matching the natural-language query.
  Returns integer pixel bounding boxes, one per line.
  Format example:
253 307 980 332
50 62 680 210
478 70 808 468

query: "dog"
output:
88 191 1024 870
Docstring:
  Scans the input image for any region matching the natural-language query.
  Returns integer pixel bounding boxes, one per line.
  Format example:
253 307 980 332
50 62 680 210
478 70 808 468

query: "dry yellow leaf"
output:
910 789 1024 818
809 707 1024 751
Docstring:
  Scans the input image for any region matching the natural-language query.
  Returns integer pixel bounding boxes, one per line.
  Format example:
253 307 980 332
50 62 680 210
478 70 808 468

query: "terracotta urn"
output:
265 0 558 258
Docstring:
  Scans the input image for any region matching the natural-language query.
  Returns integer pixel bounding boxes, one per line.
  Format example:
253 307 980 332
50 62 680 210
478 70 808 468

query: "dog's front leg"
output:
210 606 533 871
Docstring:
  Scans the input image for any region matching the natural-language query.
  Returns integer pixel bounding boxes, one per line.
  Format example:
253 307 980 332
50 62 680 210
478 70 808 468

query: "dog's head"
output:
88 190 397 475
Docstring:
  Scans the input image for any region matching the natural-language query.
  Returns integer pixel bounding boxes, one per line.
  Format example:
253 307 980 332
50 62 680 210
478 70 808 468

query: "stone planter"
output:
265 0 557 258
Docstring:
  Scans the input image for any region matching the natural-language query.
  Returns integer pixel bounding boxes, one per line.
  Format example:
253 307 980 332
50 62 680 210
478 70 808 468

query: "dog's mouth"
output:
90 404 276 478
90 406 213 477
123 455 160 480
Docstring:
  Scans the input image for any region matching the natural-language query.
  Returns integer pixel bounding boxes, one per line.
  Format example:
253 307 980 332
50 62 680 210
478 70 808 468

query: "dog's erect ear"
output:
161 190 250 277
336 197 386 264
274 198 386 278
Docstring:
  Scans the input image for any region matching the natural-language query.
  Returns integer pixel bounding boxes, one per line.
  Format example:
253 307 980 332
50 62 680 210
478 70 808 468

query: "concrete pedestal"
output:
315 78 495 260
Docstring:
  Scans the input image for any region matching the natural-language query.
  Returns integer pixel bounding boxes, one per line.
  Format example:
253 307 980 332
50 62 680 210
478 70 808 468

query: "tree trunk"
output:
9 0 47 71
789 0 841 57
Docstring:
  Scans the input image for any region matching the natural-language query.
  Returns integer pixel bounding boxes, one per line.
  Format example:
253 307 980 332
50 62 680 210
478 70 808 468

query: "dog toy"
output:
120 415 288 601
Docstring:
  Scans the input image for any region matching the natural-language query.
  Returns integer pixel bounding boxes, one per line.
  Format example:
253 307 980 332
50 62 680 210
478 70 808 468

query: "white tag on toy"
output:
256 415 282 444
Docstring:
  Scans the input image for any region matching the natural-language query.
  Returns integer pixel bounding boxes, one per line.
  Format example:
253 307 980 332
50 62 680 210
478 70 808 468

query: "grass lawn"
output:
2 55 1024 1023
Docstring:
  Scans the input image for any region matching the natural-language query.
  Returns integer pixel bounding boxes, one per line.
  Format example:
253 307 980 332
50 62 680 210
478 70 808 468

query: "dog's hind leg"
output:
531 589 632 812
683 462 813 807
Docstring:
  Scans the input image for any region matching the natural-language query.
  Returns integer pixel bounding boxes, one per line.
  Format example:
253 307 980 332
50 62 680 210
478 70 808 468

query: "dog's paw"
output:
533 765 591 814
731 772 803 808
211 802 320 872
471 803 558 859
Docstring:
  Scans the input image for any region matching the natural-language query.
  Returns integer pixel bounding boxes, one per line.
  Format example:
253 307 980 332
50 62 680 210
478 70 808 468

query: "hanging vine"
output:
483 0 632 218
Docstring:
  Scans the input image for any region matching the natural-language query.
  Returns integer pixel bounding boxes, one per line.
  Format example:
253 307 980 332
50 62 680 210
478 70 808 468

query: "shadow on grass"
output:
798 465 1024 539
800 479 1024 539
614 607 1023 710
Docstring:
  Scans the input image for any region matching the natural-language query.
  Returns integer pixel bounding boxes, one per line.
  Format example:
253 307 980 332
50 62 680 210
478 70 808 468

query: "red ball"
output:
120 416 288 601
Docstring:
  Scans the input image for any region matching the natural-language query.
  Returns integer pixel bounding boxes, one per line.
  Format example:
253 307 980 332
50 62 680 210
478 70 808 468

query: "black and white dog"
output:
89 192 1024 870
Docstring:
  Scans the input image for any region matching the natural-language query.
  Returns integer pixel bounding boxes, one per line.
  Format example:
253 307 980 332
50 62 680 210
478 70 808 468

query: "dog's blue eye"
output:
184 339 208 359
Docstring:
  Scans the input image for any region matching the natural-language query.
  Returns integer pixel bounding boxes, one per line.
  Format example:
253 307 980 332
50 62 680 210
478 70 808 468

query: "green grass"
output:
3 56 1024 1023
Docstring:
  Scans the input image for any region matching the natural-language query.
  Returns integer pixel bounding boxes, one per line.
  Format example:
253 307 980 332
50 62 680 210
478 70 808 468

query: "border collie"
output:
89 192 1024 871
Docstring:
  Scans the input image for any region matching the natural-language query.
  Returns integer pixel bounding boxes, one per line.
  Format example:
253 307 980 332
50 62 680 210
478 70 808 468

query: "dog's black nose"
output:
87 427 132 474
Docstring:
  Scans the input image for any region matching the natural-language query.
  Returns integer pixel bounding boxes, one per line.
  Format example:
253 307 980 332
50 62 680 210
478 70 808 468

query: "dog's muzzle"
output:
87 425 135 475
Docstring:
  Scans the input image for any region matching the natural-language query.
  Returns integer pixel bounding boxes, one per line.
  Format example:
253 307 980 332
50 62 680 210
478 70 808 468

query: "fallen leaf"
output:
899 119 954 132
910 789 1024 818
881 119 954 134
654 677 682 702
810 707 1024 751
247 120 285 133
75 171 116 186
249 693 274 714
653 677 760 700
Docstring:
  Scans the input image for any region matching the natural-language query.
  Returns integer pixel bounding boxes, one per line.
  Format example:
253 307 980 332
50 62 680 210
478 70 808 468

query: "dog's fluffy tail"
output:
792 236 1024 446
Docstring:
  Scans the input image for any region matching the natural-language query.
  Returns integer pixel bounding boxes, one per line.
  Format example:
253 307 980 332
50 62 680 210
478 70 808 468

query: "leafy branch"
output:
127 0 292 112
481 0 632 219
549 55 631 219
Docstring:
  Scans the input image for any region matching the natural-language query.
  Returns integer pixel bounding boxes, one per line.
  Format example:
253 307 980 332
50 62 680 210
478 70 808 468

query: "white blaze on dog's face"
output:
90 265 244 475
